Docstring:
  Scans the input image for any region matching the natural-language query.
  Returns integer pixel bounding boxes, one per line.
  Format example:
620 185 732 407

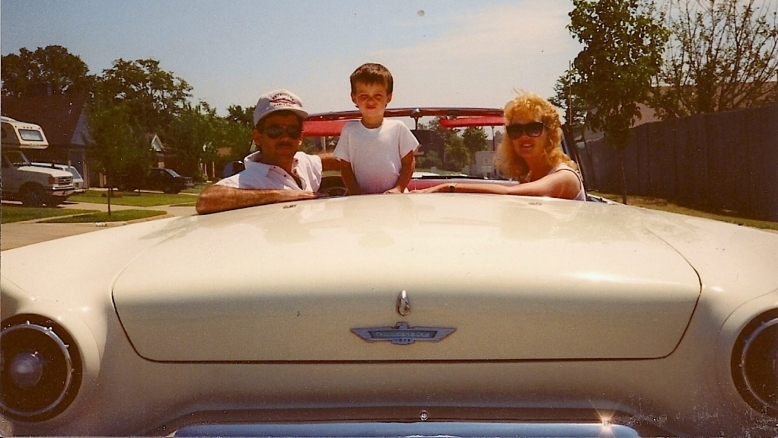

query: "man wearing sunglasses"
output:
196 89 338 214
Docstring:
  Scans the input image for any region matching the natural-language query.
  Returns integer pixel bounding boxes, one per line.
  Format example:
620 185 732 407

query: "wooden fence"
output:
576 104 778 221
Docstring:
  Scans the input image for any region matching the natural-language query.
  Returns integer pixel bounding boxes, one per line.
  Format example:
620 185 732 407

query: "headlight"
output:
0 316 82 421
732 310 778 417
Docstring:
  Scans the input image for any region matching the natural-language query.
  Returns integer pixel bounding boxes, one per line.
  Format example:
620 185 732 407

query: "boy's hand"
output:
383 187 403 194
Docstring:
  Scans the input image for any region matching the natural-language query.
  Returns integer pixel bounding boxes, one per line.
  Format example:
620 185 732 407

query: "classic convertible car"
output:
1 187 777 436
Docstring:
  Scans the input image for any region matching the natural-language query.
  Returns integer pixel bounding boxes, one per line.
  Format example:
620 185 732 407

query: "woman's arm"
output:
418 170 582 200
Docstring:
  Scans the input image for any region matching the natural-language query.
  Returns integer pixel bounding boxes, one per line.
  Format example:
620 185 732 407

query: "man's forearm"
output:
196 184 314 215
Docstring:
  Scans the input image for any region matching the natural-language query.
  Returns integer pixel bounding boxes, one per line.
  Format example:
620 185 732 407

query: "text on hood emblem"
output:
351 322 456 345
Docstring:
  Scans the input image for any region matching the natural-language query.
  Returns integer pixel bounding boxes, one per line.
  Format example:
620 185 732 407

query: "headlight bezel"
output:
0 315 83 422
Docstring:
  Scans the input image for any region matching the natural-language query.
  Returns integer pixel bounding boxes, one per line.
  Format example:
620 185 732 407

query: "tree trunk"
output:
107 175 112 216
617 147 628 205
580 128 597 190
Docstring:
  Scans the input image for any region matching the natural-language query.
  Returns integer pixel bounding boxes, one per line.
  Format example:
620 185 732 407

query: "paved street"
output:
1 201 197 251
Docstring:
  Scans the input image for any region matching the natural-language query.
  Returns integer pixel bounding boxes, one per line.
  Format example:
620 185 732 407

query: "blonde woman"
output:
419 91 585 200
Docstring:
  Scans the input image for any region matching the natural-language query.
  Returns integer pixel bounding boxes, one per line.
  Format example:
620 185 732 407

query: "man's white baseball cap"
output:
253 89 308 126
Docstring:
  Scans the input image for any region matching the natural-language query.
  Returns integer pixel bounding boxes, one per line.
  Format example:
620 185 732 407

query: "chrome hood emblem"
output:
351 322 455 345
397 290 411 316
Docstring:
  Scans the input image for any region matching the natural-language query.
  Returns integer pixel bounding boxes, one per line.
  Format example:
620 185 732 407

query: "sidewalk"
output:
1 201 197 251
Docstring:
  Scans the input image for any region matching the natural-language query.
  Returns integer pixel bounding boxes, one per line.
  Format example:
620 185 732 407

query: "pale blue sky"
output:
1 0 582 116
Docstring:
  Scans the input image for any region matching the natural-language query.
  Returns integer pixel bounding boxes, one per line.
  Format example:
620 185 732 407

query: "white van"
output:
1 117 75 207
31 162 86 193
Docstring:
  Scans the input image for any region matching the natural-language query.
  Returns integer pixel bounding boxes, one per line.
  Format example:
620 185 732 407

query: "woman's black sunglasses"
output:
264 124 302 139
506 122 545 139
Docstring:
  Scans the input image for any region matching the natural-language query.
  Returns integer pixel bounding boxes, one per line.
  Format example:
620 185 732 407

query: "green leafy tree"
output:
426 117 456 146
550 67 588 137
86 100 155 214
97 58 192 134
550 68 591 170
444 134 470 171
462 127 488 157
568 0 669 203
1 45 94 97
217 118 254 159
226 104 255 126
165 102 219 180
652 0 778 118
418 150 443 170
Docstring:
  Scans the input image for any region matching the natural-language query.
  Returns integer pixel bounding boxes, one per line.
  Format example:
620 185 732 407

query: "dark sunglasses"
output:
506 122 545 139
264 124 302 139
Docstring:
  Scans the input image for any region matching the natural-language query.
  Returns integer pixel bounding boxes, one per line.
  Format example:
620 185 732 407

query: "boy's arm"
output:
339 160 363 195
318 152 340 172
386 151 416 194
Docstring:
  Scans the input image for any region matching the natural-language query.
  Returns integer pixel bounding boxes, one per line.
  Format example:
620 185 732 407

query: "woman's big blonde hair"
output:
494 91 577 181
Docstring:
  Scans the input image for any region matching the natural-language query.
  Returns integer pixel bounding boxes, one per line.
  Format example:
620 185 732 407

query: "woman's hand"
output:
414 184 448 193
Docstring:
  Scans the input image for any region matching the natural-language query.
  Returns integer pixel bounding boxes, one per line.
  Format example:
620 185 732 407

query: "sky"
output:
1 0 582 117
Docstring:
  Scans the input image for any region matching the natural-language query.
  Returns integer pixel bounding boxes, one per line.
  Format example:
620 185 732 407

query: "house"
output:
473 150 495 178
1 94 91 186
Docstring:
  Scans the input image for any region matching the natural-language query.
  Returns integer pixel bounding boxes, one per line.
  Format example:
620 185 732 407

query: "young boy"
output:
333 63 418 195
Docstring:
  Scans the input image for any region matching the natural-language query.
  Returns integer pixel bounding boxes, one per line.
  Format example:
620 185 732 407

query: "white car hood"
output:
18 164 73 178
113 195 701 361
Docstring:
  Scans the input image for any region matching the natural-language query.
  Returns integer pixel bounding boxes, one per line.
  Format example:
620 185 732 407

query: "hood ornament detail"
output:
397 290 411 316
351 322 455 345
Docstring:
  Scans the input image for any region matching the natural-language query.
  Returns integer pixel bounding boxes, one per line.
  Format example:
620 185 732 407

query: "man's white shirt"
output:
216 151 323 192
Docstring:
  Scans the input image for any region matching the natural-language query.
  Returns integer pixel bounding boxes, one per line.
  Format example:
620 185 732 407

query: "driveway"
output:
1 201 197 251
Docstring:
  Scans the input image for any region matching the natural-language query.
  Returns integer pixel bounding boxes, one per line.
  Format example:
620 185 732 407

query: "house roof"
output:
1 94 89 147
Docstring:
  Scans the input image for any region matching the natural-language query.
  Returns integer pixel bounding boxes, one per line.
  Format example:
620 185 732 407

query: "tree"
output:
1 45 94 97
86 99 155 214
462 127 488 156
568 0 669 203
550 67 588 133
550 68 591 172
651 0 778 118
97 58 192 134
444 135 470 171
165 102 219 180
418 150 443 169
226 104 255 126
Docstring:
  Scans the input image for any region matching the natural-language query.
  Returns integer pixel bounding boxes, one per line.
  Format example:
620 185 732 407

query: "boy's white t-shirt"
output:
333 119 419 194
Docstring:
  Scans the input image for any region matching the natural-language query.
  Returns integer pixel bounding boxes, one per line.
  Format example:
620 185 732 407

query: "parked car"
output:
31 162 86 194
1 117 75 207
118 167 194 194
2 108 776 437
2 191 777 436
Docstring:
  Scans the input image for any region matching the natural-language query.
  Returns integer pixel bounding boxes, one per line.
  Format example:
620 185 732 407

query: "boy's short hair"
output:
350 63 393 95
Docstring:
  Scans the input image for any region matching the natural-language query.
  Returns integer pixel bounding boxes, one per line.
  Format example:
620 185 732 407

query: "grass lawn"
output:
2 205 98 223
591 192 778 232
182 183 210 195
40 209 167 223
69 189 196 207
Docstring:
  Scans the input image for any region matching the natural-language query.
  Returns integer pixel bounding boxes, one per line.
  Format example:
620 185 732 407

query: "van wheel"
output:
20 185 46 208
47 196 66 207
